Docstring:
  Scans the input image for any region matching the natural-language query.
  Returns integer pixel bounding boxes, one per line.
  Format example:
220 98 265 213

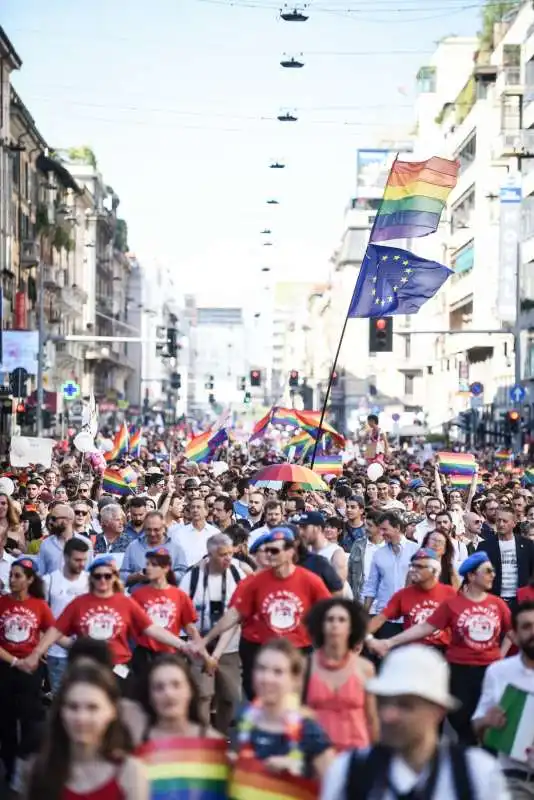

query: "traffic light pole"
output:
36 261 45 437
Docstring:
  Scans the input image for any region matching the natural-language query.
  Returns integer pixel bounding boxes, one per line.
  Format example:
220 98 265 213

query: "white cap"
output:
366 645 459 710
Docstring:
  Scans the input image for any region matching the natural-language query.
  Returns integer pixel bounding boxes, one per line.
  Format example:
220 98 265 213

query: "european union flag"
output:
348 243 452 318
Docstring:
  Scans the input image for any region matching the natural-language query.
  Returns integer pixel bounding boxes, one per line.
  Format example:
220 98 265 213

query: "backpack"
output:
346 742 474 800
186 562 242 600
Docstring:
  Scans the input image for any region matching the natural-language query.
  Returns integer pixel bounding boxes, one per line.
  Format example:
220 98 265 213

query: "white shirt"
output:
321 747 510 800
43 569 89 658
317 543 353 599
473 654 534 771
179 559 245 653
499 538 518 599
0 550 14 594
170 522 219 568
414 518 434 544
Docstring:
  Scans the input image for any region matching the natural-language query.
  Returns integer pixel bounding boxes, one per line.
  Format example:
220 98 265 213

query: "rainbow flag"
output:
448 473 482 489
271 407 300 428
283 430 315 458
523 468 534 487
185 431 211 463
436 451 476 476
137 737 229 800
313 454 343 476
208 427 229 452
128 426 141 456
371 156 458 243
229 757 318 800
295 410 345 448
495 450 512 463
102 468 132 496
105 422 129 462
249 409 272 442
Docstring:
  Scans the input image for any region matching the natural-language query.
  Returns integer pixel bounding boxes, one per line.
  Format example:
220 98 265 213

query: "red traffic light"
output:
508 410 520 421
16 402 25 413
251 370 259 378
375 318 387 331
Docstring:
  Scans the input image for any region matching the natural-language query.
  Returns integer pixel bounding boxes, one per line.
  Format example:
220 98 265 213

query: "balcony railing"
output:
493 130 534 159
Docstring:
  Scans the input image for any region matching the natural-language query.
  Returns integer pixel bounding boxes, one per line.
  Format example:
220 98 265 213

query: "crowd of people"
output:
0 428 532 798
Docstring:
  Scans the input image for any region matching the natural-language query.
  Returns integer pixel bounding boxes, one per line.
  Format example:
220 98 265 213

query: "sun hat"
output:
366 644 459 710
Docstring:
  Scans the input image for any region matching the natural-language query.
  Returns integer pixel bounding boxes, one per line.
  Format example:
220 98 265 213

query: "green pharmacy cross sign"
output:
62 380 81 401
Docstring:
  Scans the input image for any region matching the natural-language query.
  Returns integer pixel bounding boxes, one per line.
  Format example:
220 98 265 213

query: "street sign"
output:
469 381 484 397
392 413 400 422
62 380 81 401
509 384 526 404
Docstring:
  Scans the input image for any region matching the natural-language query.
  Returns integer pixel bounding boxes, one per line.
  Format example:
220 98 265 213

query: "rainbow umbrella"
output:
250 463 328 491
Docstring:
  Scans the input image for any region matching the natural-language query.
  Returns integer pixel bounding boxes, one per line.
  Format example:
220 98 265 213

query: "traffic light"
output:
244 391 251 404
170 372 181 390
16 402 26 426
208 393 216 405
289 369 299 388
507 409 521 433
369 317 393 353
250 369 261 387
205 375 214 390
239 377 247 391
166 328 178 358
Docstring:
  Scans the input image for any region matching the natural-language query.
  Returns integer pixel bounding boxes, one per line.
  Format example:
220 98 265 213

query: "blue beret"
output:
12 556 39 574
458 551 490 577
88 555 117 573
411 548 440 562
249 532 271 555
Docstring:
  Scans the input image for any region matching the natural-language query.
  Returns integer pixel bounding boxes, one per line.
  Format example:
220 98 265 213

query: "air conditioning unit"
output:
20 240 40 268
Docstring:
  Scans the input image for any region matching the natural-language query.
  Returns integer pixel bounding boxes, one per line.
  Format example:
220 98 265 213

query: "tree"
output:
67 146 98 168
114 218 129 253
479 0 520 50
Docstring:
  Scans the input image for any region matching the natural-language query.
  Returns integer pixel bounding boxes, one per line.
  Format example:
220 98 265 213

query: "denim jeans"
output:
47 655 68 694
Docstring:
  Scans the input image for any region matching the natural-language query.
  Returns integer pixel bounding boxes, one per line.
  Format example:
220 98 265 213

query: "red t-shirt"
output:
427 593 511 665
0 595 55 659
230 566 330 647
55 592 152 664
382 583 457 647
232 574 263 644
132 586 197 652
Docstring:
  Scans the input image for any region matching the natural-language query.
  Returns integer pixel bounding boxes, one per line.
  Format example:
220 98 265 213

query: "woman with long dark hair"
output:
422 529 460 589
0 557 54 783
25 662 148 800
135 654 228 798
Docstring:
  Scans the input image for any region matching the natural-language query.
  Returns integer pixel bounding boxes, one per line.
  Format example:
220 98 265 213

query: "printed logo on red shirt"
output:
79 605 124 641
142 598 176 630
1 607 38 644
261 590 304 634
456 604 499 650
409 599 441 626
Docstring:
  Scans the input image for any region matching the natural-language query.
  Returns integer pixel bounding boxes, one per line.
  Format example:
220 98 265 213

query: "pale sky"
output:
3 0 484 308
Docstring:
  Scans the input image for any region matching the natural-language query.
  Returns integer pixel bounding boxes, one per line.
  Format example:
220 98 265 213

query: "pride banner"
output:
136 736 229 800
229 757 318 800
436 451 476 476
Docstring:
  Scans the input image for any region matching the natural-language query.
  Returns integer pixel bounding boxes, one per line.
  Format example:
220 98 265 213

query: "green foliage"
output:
52 226 74 252
455 76 476 125
67 146 98 168
35 203 50 234
479 0 520 49
114 218 129 253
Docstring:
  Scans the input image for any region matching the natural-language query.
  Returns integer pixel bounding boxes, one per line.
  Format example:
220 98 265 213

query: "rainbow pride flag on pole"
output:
104 422 129 462
371 156 458 243
128 426 141 456
448 473 478 489
102 468 133 496
271 407 300 428
249 409 272 442
436 451 476 476
295 410 345 448
283 430 315 458
185 431 211 463
136 737 229 800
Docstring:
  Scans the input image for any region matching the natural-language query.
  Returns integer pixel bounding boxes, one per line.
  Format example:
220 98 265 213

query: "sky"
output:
2 0 486 308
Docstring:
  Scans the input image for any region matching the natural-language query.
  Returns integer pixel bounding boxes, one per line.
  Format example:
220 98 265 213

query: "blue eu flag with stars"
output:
348 244 452 318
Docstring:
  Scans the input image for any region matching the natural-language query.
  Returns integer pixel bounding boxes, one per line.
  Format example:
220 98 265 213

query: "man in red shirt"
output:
366 548 456 651
194 527 330 692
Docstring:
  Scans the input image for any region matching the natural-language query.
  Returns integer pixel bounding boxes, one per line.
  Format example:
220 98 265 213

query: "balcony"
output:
59 285 84 315
493 130 534 160
42 265 65 290
495 66 523 98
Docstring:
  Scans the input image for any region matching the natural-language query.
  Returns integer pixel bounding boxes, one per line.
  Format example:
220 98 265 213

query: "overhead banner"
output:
497 176 522 324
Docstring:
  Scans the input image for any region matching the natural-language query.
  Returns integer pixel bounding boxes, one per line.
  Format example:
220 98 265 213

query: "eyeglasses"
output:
74 510 88 516
477 567 496 576
92 572 114 581
264 546 284 556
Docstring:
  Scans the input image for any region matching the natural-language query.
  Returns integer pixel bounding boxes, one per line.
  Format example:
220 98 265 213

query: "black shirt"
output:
300 553 343 593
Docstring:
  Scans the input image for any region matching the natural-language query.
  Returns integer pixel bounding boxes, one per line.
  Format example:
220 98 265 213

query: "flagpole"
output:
310 153 399 469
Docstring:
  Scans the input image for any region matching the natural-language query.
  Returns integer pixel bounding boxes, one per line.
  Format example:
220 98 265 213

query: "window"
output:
404 335 411 359
417 66 436 94
501 95 521 132
455 134 476 176
404 375 415 396
450 188 475 232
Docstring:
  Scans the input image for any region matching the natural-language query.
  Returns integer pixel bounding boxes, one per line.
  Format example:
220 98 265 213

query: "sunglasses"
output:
264 546 285 556
92 572 114 581
74 510 88 516
477 567 496 576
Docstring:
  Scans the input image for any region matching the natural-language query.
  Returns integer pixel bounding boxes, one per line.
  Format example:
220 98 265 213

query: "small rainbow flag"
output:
105 422 129 462
437 451 476 476
449 473 481 489
283 430 315 458
128 426 141 456
185 431 211 463
371 156 458 243
271 407 300 428
136 737 229 800
312 454 343 476
495 450 513 463
229 757 318 800
102 468 132 496
523 468 534 487
249 409 272 442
